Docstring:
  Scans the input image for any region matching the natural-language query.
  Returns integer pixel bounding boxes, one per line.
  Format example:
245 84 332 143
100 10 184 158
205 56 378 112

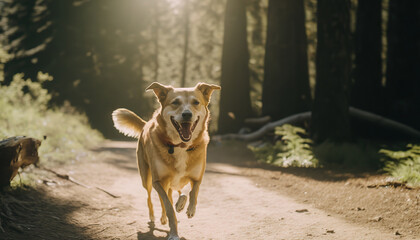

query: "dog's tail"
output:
112 108 146 138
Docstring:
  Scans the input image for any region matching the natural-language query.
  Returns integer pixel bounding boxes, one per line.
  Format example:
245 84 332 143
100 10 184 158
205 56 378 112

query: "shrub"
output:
0 72 103 165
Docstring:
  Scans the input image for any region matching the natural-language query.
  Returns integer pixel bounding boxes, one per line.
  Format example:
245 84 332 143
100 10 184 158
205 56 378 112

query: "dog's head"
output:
146 82 220 143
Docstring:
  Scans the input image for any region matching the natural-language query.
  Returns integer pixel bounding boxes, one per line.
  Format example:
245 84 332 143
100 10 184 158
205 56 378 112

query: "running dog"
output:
112 82 220 240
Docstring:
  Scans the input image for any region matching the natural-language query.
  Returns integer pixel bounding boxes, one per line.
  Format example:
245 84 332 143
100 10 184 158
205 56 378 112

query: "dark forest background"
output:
2 1 420 237
1 0 419 142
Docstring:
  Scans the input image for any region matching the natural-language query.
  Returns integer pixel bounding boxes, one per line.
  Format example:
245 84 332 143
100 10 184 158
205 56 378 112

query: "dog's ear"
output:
195 82 221 103
146 82 173 103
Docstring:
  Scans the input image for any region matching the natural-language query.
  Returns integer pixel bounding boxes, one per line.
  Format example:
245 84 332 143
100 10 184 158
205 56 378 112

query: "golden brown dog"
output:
112 82 220 240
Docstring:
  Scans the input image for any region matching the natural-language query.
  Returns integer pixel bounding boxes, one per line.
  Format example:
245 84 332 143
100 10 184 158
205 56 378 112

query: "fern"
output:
380 144 420 187
249 124 318 167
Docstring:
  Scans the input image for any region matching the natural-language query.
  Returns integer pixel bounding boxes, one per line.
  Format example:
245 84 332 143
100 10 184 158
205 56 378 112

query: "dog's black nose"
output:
182 110 192 120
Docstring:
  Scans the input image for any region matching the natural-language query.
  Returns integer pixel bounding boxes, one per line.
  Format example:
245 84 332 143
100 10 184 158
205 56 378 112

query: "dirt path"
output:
2 141 419 240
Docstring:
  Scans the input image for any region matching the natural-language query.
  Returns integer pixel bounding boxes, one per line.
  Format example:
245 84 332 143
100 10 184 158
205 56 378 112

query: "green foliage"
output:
0 44 10 82
0 73 103 165
250 124 385 170
0 46 9 64
249 124 318 167
380 144 420 187
249 124 380 170
249 123 420 187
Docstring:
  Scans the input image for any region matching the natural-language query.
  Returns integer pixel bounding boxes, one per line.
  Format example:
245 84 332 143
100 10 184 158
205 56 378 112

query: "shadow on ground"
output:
94 143 138 173
0 187 88 240
97 139 378 183
136 222 187 240
207 140 379 182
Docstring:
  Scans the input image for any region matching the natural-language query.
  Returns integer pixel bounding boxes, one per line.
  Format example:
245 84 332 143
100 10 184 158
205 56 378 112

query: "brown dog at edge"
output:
112 82 220 240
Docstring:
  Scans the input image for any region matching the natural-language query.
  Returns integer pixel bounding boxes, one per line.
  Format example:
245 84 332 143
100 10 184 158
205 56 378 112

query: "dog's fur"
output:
112 82 220 240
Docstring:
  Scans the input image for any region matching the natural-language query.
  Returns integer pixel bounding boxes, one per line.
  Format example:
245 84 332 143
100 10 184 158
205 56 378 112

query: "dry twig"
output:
39 167 120 198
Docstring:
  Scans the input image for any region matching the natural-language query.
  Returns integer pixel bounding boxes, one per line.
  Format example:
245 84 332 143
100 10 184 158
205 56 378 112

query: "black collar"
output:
166 143 197 154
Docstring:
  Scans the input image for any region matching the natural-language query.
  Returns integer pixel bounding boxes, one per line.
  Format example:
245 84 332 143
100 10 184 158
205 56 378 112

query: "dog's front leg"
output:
187 180 201 218
152 181 179 240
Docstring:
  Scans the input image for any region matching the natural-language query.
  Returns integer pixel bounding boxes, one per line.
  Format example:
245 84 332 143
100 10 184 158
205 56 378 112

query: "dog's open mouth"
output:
170 116 200 142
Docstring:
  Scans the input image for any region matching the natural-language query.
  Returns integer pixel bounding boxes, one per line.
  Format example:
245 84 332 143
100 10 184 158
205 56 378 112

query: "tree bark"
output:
351 0 383 114
386 0 420 130
311 0 352 143
262 0 311 121
218 0 253 134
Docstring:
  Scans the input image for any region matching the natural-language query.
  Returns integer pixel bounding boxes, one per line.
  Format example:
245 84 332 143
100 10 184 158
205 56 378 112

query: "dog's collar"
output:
166 142 197 154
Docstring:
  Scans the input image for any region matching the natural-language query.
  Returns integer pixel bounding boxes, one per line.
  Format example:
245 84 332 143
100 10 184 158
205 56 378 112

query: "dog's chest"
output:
170 148 189 190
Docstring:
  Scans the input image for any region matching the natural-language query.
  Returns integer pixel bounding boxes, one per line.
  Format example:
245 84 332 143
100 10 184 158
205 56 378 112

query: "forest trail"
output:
2 141 418 240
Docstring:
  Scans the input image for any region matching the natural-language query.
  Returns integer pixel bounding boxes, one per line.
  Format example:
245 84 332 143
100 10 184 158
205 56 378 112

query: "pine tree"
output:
386 0 420 129
262 0 311 121
218 0 253 133
312 0 352 142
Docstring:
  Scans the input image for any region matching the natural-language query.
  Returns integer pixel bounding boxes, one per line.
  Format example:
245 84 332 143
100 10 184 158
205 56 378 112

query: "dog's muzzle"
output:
170 116 200 142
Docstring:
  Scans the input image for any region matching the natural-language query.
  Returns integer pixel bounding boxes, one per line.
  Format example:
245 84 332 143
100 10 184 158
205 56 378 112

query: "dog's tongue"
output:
180 122 192 140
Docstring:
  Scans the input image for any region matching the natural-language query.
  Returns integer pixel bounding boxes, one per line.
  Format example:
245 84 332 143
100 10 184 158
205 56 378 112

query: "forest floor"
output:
1 140 419 240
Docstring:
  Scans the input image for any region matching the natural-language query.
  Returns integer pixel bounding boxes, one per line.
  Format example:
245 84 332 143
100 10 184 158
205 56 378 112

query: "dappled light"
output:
1 0 419 239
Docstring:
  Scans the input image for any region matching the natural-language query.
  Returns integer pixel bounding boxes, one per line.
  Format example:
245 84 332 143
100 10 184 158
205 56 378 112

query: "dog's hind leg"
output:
159 185 172 225
158 195 167 225
147 190 154 222
168 188 173 205
146 174 155 222
138 151 154 222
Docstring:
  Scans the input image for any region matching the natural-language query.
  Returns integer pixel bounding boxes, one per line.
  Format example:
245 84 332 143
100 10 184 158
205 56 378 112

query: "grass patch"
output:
0 72 104 166
249 124 420 187
380 144 420 187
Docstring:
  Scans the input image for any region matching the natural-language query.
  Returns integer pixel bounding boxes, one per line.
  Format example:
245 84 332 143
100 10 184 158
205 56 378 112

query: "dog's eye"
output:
192 100 200 105
171 99 180 105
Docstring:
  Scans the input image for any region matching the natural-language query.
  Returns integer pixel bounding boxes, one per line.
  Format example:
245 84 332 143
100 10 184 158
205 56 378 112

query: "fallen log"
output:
0 136 42 187
348 107 420 139
244 116 272 128
217 107 420 142
218 112 311 141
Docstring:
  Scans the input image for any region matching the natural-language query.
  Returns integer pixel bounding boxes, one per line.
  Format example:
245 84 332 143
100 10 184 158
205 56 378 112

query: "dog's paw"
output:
149 215 155 223
175 195 187 212
161 215 168 225
186 204 196 218
168 234 180 240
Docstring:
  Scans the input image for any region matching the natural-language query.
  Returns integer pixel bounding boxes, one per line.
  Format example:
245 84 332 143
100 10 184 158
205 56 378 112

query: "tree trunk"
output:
262 0 311 121
351 0 383 114
153 0 160 83
180 0 190 87
386 0 420 130
311 0 352 143
218 0 253 134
